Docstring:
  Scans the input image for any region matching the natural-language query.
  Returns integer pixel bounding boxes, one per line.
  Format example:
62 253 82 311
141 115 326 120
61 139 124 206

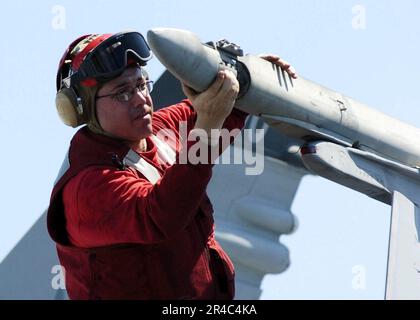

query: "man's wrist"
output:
194 115 225 135
190 128 220 146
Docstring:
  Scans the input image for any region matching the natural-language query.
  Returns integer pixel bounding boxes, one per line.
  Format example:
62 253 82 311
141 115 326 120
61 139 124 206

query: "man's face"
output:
95 66 154 142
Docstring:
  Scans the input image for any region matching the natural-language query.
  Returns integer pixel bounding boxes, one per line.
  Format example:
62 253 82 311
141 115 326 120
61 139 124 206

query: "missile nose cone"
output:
147 28 195 52
147 28 222 92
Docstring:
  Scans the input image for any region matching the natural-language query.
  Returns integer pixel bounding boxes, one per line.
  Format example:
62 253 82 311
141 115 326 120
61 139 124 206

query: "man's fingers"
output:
206 71 227 98
277 58 290 68
278 60 297 79
214 70 239 103
260 54 289 66
261 55 298 79
183 71 227 100
288 66 298 79
259 54 280 61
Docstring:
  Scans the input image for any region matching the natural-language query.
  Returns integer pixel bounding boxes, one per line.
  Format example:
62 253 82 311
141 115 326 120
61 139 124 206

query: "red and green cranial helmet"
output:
56 31 152 131
57 31 152 90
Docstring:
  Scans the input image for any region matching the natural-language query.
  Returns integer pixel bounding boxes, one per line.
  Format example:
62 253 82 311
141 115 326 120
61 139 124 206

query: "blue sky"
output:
0 0 419 299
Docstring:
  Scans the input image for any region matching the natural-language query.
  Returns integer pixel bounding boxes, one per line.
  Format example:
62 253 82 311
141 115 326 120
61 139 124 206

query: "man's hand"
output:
182 54 296 135
182 69 239 135
259 54 298 79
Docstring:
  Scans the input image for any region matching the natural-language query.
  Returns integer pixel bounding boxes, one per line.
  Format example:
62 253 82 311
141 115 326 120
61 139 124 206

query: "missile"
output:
147 28 420 168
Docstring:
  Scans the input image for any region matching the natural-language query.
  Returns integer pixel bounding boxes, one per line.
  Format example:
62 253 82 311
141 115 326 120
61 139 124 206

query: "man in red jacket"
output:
49 31 297 300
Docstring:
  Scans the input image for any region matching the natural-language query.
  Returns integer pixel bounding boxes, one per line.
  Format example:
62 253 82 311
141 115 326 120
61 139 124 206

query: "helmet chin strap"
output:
77 83 120 140
86 101 143 146
86 122 126 142
78 78 123 140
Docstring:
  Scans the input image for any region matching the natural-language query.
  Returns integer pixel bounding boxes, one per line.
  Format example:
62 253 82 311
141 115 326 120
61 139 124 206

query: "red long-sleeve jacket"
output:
47 100 248 299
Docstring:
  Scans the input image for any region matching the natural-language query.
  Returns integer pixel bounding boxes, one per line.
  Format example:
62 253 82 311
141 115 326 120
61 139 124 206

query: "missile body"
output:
147 28 420 168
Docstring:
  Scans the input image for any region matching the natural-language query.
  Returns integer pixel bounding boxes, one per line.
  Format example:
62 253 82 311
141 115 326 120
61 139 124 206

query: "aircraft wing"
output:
300 140 420 299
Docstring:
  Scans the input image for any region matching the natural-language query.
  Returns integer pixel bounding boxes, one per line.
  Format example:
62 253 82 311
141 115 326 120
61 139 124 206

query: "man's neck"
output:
127 138 148 153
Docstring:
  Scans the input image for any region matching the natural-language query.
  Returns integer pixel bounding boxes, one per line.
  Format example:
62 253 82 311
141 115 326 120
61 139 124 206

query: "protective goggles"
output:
69 31 152 86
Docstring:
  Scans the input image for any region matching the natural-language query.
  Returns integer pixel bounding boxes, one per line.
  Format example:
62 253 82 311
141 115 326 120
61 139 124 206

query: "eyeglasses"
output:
96 80 154 103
